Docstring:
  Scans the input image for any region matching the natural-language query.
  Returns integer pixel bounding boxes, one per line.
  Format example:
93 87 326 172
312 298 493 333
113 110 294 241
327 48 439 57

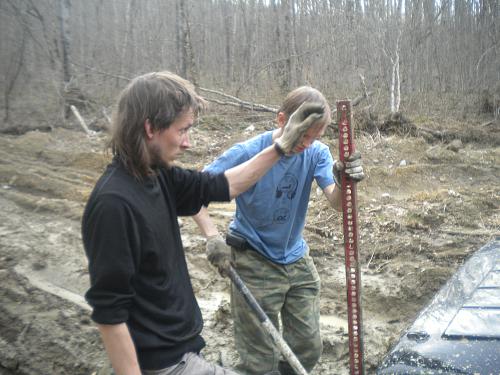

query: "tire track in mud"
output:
0 126 499 374
0 268 105 375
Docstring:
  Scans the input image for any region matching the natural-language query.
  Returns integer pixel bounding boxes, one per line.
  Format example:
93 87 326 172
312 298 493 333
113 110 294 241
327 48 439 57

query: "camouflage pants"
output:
230 247 322 375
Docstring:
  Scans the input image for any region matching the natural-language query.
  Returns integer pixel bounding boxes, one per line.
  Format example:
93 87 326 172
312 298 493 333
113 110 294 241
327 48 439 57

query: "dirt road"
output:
0 112 498 374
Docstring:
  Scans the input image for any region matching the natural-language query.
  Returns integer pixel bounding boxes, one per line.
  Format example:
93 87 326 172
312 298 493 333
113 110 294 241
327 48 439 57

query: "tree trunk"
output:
4 28 27 123
117 0 135 87
223 5 234 84
58 0 72 119
390 35 401 114
178 0 198 85
284 0 297 90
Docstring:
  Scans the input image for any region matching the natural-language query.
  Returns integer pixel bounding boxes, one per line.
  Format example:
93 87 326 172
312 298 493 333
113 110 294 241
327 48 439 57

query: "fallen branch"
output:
480 120 494 127
102 107 111 124
199 87 278 113
70 105 93 136
438 228 499 237
67 62 370 118
201 87 371 119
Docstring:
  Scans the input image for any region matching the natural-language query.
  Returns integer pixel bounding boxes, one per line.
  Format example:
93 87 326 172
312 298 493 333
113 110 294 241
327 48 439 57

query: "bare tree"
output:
2 17 27 123
177 0 198 85
117 0 135 87
283 0 298 90
2 0 499 128
58 0 72 118
222 1 235 84
389 33 401 114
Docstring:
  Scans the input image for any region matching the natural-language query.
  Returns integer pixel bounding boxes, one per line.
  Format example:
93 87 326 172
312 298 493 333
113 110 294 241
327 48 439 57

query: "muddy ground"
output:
0 107 499 375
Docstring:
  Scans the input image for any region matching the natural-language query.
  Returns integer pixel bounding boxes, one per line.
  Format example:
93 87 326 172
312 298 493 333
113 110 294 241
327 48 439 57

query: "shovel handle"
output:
226 266 309 375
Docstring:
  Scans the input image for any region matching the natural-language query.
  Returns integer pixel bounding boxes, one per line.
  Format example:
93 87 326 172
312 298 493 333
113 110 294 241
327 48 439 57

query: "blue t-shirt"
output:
205 131 336 264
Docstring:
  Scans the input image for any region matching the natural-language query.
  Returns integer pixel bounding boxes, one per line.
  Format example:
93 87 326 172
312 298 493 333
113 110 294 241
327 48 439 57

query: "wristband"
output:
274 142 286 157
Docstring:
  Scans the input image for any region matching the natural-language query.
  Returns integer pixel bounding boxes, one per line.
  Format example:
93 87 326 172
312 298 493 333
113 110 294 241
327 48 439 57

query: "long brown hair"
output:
109 71 206 179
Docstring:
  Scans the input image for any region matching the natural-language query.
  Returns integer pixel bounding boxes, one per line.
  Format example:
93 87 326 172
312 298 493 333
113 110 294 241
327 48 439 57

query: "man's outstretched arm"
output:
224 102 325 198
193 207 231 275
224 144 280 198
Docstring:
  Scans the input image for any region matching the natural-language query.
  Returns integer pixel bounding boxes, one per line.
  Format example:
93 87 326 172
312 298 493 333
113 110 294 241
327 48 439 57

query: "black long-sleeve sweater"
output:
82 159 229 370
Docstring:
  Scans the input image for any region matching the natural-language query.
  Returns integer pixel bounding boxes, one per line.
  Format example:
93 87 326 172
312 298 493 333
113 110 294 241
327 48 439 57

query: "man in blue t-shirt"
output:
194 86 365 374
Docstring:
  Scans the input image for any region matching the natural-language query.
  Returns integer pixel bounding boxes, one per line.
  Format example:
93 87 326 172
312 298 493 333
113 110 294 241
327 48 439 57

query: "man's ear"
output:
277 112 287 129
144 119 155 139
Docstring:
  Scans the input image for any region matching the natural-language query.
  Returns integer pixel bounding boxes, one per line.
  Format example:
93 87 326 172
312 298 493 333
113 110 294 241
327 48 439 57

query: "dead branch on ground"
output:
200 87 371 119
198 87 279 113
67 63 371 121
70 105 93 136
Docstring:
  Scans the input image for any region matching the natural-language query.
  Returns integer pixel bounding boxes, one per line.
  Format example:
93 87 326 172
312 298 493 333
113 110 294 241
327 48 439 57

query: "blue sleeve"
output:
204 143 250 174
314 145 336 189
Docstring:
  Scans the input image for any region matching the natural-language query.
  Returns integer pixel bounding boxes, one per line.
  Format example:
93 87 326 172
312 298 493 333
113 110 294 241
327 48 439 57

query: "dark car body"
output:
377 238 500 375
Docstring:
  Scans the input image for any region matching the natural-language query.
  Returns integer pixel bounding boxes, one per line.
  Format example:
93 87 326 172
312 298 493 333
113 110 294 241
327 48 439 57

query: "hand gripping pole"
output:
227 266 309 375
337 100 365 375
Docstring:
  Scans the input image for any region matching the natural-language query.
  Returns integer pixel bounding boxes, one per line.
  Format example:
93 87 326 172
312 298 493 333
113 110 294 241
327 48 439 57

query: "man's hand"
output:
275 102 325 155
333 151 365 187
206 235 231 276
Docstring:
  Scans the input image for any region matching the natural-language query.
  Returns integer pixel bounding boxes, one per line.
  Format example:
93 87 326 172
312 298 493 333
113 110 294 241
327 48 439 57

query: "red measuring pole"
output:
337 100 365 375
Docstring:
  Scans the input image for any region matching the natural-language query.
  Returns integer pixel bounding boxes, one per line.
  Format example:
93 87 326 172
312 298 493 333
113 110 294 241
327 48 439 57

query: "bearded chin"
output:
149 144 171 170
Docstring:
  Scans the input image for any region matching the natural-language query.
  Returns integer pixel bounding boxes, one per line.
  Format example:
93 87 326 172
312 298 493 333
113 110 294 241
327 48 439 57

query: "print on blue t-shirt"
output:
274 173 298 224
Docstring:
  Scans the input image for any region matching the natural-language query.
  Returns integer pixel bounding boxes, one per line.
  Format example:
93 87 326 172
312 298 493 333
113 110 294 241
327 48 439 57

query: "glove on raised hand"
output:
333 151 365 188
275 102 325 155
206 234 232 276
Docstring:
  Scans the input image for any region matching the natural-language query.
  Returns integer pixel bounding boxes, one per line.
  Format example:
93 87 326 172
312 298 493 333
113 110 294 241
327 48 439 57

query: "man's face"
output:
293 120 329 153
147 108 194 166
277 109 330 153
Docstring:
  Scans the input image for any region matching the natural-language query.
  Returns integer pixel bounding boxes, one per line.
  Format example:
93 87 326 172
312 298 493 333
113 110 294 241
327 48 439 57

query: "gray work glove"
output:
206 234 232 276
275 102 325 155
333 151 365 188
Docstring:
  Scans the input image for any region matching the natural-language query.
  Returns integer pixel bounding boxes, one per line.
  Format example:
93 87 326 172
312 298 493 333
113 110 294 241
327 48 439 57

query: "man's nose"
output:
181 134 191 148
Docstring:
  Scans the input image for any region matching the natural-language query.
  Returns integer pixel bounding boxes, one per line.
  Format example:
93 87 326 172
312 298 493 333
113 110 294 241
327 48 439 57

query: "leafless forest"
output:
1 0 499 128
0 1 499 375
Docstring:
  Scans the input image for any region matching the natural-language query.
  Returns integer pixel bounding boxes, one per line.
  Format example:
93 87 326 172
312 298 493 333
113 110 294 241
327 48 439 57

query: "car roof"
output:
377 238 500 374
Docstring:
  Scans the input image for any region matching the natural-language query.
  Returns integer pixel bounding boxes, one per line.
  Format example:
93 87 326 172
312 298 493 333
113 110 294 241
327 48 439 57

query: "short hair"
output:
109 71 206 179
279 86 331 124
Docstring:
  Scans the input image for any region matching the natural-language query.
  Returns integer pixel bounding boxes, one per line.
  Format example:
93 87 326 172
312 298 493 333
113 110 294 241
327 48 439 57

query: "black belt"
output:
226 231 256 251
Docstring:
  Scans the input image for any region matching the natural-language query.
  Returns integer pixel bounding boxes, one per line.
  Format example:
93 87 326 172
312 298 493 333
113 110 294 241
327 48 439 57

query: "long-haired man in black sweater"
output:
82 71 325 375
